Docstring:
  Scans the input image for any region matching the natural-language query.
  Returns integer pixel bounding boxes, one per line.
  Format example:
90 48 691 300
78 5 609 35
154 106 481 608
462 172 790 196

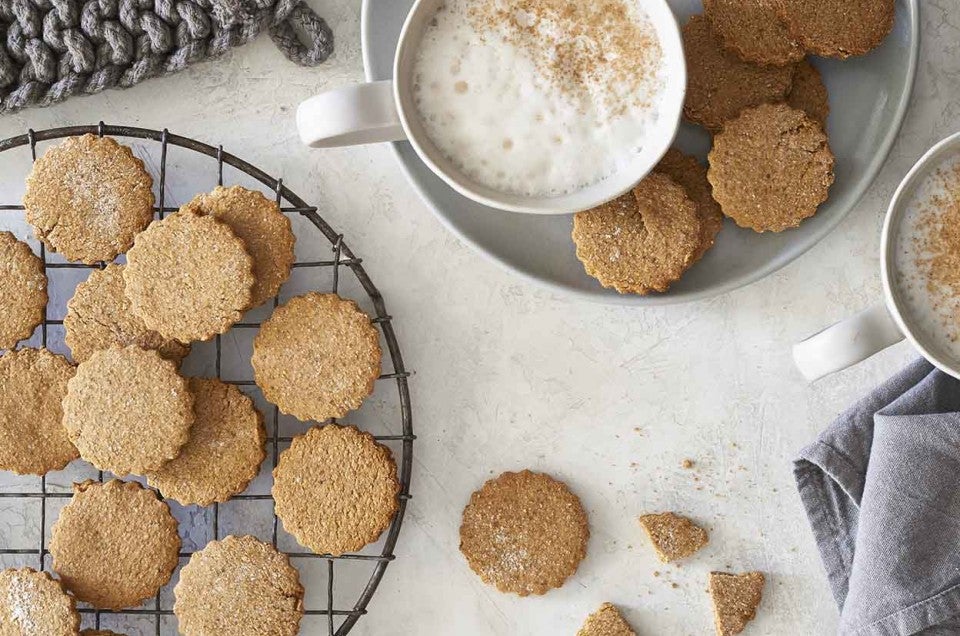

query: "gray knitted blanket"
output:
0 0 334 113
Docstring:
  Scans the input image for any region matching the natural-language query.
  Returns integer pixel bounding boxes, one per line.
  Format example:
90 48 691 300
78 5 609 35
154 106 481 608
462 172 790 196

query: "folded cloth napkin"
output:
795 359 960 636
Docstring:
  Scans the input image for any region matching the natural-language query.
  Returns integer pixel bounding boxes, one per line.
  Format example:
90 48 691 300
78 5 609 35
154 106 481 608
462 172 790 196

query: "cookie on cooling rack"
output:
459 470 589 596
654 149 724 264
124 208 254 342
252 292 382 422
639 511 709 563
0 347 77 475
181 185 296 308
0 567 80 635
0 230 46 349
23 134 155 264
147 377 266 506
709 571 766 636
273 425 399 555
775 0 894 59
174 535 304 636
578 602 636 636
50 479 181 610
703 0 803 66
787 59 830 126
61 345 194 475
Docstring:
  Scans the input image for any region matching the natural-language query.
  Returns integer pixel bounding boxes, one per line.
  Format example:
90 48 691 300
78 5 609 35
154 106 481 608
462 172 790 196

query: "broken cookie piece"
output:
577 602 636 636
709 571 765 636
638 512 709 563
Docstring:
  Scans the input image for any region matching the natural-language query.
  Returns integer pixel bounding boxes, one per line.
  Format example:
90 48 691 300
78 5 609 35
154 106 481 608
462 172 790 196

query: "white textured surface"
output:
0 1 958 634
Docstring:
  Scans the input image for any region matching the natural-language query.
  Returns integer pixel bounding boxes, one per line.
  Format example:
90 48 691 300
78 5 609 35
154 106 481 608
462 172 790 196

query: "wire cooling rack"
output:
0 123 414 635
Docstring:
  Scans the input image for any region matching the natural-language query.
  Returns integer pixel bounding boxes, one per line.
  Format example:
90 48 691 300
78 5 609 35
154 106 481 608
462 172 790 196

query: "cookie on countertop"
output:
708 103 835 232
704 0 803 66
64 264 190 364
572 173 703 295
775 0 894 59
459 470 589 596
682 15 795 132
23 134 154 264
709 571 766 636
147 377 266 506
0 567 80 636
654 149 724 264
174 535 304 636
124 208 254 342
252 292 382 422
49 479 181 610
0 347 77 475
61 345 194 475
787 59 830 126
638 512 709 563
0 231 46 349
577 602 637 636
181 186 296 308
273 425 399 555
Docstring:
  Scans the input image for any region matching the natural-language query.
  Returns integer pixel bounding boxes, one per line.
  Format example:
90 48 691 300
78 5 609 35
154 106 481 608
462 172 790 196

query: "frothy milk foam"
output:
412 0 665 198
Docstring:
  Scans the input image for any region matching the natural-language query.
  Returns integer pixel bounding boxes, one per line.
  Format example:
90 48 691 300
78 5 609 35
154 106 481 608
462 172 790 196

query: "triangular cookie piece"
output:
577 602 636 636
638 512 709 563
708 571 765 636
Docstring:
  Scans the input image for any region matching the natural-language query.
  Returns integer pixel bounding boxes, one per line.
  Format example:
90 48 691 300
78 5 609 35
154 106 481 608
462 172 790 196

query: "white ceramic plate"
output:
361 0 919 305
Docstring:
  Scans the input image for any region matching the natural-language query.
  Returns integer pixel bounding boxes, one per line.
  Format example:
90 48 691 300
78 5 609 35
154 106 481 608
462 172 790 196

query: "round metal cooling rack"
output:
0 123 414 636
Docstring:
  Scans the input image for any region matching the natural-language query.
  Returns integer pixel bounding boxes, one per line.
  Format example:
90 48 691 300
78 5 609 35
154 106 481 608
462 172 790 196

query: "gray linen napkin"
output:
794 359 960 636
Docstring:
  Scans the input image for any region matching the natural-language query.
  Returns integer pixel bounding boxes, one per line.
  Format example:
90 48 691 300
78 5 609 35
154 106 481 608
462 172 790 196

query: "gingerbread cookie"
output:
787 59 830 126
0 567 79 636
124 208 254 342
252 293 381 422
0 348 77 475
708 103 835 232
639 512 709 563
147 377 266 506
682 15 795 132
0 231 46 349
459 470 589 596
181 186 296 308
709 571 765 636
23 134 154 264
775 0 894 59
654 149 724 263
572 173 702 295
50 480 181 610
61 345 194 475
64 264 190 364
273 425 399 555
577 603 636 636
174 535 304 636
704 0 803 66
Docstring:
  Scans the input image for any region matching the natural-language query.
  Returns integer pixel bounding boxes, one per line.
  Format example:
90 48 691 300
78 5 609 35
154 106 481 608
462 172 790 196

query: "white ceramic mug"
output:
295 0 686 215
794 132 960 382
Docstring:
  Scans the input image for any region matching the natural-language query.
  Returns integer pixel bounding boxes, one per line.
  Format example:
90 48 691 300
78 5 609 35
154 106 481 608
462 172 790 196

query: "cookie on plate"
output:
654 149 724 264
273 425 399 555
708 103 835 232
174 535 304 636
572 173 702 295
64 264 190 364
181 186 296 308
639 512 709 563
147 377 266 506
709 571 766 636
23 134 154 264
0 347 77 475
460 470 589 596
61 345 194 475
50 479 181 610
252 293 381 422
577 602 636 636
775 0 894 59
0 231 46 349
124 208 254 342
787 59 830 126
0 567 80 635
704 0 803 66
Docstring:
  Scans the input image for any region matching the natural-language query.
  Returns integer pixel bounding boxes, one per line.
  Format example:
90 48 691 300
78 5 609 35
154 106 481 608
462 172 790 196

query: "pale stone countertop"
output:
0 1 958 634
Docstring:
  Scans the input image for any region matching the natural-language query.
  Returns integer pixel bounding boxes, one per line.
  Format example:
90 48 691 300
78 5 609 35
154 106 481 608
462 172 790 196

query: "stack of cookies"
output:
0 134 401 635
572 0 895 295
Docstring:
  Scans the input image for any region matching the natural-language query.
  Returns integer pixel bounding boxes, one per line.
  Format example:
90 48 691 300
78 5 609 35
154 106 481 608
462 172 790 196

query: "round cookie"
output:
0 567 79 636
272 425 399 555
49 480 180 610
0 348 77 475
64 264 190 364
572 173 703 295
124 208 254 342
704 0 803 66
181 186 296 308
459 470 589 596
252 293 381 422
775 0 894 59
654 149 724 264
682 15 795 132
0 231 46 349
787 59 830 126
708 103 835 232
147 377 266 506
174 535 304 636
23 134 154 264
61 345 194 475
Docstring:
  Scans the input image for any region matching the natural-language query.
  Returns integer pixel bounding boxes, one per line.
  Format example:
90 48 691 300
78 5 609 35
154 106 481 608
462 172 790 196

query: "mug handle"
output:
296 81 407 148
793 304 905 381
